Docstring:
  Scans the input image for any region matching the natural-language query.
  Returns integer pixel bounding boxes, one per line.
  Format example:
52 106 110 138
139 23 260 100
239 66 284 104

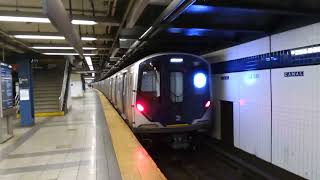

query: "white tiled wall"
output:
203 37 270 63
271 66 320 179
271 22 320 52
238 70 271 162
207 22 320 179
212 70 272 162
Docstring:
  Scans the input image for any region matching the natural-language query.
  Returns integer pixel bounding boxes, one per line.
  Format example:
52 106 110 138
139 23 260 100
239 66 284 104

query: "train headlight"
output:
193 72 207 88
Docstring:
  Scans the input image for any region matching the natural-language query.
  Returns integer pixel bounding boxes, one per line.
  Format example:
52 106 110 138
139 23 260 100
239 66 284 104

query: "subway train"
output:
93 53 212 134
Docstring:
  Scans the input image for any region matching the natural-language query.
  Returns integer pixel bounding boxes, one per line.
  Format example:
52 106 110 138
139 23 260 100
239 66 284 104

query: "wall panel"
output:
271 65 320 179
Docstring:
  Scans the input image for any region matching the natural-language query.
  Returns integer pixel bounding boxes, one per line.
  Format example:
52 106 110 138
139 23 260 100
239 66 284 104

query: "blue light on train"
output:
193 72 207 88
167 28 183 34
185 5 215 14
185 28 207 36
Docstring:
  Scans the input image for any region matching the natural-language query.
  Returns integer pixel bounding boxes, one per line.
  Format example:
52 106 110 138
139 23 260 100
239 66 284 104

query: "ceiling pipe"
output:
101 0 196 79
43 0 84 58
0 42 24 54
99 0 135 68
0 28 36 53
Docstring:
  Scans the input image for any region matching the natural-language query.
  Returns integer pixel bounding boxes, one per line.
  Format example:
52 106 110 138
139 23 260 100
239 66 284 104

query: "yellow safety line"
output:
16 111 65 118
97 90 167 180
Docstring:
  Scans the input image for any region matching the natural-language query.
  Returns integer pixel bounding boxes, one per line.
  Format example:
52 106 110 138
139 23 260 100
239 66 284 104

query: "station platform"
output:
0 89 165 180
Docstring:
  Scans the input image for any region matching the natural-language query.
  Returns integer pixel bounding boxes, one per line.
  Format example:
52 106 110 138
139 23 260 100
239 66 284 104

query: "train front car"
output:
134 53 212 134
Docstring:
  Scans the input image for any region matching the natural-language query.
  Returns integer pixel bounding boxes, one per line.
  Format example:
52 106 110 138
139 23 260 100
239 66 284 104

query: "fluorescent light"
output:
84 77 94 80
42 53 97 56
0 16 50 23
92 73 95 77
89 65 94 71
14 35 65 40
83 47 97 50
32 46 97 50
0 15 98 26
170 58 183 63
14 35 98 41
32 46 73 49
82 37 97 41
43 53 78 55
71 20 97 25
85 56 93 66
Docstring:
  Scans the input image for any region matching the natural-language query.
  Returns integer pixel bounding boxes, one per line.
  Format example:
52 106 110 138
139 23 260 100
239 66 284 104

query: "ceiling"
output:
0 0 320 80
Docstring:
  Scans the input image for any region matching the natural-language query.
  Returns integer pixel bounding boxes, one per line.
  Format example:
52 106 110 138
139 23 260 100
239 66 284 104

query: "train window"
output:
141 71 160 97
140 61 160 98
170 72 183 102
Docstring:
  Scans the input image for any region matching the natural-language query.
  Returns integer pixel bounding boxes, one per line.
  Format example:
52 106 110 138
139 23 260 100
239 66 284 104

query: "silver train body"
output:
93 53 212 133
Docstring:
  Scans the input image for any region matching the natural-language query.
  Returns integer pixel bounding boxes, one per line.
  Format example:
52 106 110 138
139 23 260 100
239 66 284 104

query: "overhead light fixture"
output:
43 53 78 55
85 56 93 66
92 73 95 77
32 46 97 50
89 66 94 71
14 35 97 41
32 46 73 50
43 53 97 56
14 35 65 40
0 15 98 25
84 77 95 80
0 16 50 23
71 20 97 25
81 37 97 41
83 47 97 50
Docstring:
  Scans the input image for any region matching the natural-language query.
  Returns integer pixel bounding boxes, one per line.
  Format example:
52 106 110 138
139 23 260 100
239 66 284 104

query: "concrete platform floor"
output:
0 90 121 180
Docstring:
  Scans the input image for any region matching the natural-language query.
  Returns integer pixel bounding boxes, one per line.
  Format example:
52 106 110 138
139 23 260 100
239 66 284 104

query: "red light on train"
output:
137 103 145 112
205 100 211 108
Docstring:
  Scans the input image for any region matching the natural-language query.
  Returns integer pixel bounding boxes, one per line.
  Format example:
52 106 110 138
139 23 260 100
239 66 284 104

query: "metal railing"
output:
59 60 70 111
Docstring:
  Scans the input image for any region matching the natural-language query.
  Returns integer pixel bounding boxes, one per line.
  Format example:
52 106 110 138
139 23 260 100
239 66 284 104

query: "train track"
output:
140 134 273 180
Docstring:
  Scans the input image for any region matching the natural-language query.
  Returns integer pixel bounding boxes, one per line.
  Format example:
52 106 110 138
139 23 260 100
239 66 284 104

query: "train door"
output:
117 75 124 112
220 100 234 147
122 73 128 117
127 72 134 124
111 78 114 101
114 76 118 106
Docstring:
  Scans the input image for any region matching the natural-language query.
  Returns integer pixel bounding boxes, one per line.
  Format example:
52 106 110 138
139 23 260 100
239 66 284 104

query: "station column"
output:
17 56 34 126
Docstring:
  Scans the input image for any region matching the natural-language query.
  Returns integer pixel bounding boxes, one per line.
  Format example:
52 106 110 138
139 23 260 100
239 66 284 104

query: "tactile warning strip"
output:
97 90 166 180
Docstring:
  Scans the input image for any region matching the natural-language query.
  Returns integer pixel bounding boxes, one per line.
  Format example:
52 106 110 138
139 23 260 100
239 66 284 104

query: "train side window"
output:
170 72 183 102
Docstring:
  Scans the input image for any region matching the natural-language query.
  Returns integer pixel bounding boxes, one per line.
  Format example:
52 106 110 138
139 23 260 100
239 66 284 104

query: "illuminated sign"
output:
291 46 320 56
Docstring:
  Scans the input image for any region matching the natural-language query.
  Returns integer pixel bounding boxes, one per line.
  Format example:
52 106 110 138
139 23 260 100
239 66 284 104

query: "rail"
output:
59 60 70 111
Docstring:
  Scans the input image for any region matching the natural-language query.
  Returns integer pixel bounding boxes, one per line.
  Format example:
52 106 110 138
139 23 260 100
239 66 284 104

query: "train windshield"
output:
170 72 183 102
140 63 160 98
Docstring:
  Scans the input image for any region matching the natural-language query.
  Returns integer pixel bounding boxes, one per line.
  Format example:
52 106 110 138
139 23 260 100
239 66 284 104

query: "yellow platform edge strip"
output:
96 90 167 180
16 111 65 118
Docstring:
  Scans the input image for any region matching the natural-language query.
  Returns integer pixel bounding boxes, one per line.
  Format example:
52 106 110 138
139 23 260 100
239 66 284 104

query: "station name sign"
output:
284 71 304 77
